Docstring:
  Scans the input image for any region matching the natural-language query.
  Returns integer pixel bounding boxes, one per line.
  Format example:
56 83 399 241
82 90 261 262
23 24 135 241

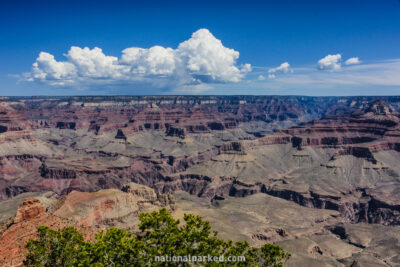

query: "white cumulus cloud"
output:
177 29 249 83
268 62 291 74
29 52 77 86
120 46 176 76
24 29 250 92
67 47 125 79
257 75 266 81
318 54 342 71
345 57 361 65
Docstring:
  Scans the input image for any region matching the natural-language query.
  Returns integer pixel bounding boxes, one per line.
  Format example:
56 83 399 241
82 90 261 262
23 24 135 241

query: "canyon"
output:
1 95 400 266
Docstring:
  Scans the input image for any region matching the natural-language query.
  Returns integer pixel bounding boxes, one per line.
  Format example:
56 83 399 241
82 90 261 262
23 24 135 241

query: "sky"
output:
1 0 400 96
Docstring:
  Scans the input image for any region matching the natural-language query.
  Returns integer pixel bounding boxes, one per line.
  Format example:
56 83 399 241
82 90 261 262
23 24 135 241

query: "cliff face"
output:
266 100 400 153
0 103 32 132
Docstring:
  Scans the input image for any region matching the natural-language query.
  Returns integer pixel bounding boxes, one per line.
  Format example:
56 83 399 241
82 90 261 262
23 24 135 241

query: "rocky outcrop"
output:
186 124 209 133
165 126 186 139
13 198 45 224
40 164 77 179
55 121 76 130
155 174 214 197
361 99 398 115
88 123 101 134
0 198 81 267
162 147 219 172
115 129 127 140
53 183 175 228
249 135 291 147
207 122 225 130
335 147 377 163
219 142 245 155
0 104 32 132
121 182 176 211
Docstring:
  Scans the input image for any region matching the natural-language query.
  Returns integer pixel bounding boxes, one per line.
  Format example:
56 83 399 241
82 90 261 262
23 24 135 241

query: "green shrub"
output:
24 208 290 266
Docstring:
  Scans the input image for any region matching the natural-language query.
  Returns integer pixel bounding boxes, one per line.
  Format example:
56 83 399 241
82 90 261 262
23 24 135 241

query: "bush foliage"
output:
24 208 290 266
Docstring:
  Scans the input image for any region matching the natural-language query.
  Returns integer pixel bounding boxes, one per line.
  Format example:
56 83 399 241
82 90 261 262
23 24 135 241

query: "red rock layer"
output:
277 101 400 153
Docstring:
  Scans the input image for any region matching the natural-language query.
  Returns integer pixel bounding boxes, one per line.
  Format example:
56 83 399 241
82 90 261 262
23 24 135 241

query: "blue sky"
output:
1 0 400 96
